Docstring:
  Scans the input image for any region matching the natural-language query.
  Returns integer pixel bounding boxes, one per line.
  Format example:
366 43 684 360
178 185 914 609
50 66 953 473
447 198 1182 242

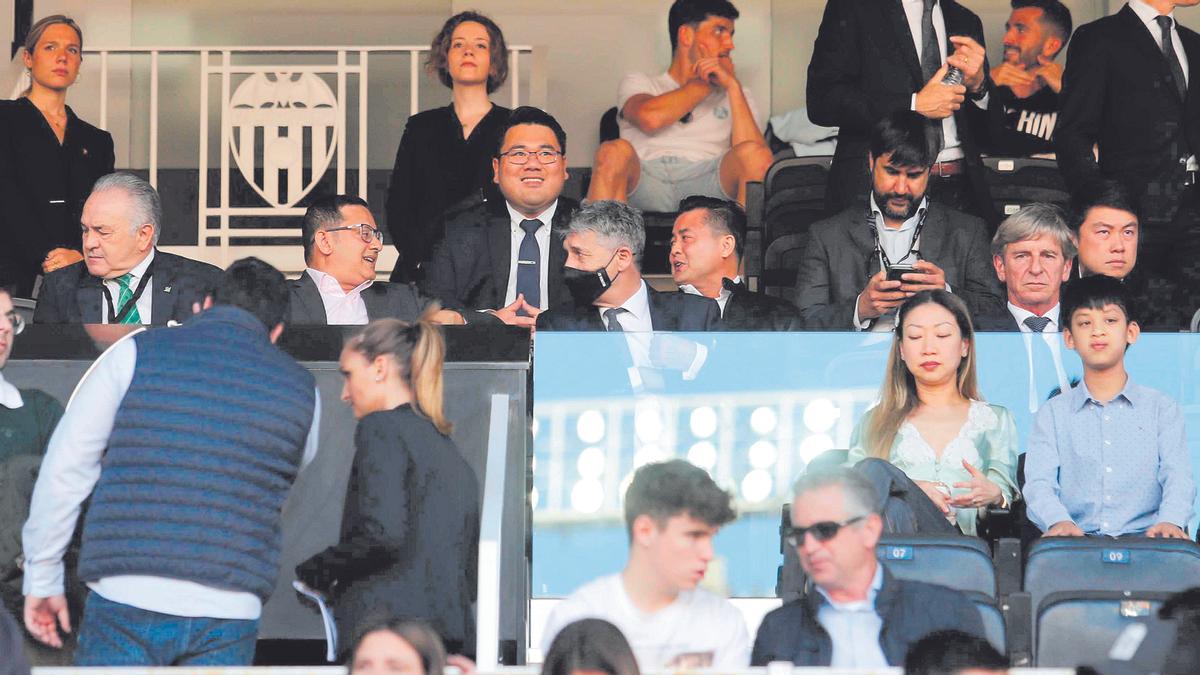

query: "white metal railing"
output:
11 45 544 274
477 393 513 669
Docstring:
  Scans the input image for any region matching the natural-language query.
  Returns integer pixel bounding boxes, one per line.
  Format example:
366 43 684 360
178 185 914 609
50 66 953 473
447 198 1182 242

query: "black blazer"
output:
32 250 222 325
718 280 802 331
300 405 479 651
1055 5 1200 223
973 308 1021 331
421 197 578 312
0 98 115 297
807 0 993 219
537 284 721 331
794 200 1005 329
384 104 510 281
287 272 437 325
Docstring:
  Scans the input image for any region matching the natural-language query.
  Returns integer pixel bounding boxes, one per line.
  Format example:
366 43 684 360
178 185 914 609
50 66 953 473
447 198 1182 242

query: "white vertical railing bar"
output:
219 50 232 249
510 50 519 110
149 51 159 189
99 51 109 131
476 393 511 669
336 50 347 195
409 49 420 117
358 50 368 200
198 50 210 248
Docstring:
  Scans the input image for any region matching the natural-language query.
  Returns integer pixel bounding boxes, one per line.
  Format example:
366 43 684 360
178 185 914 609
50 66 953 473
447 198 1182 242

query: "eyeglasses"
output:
324 223 383 244
497 149 562 165
3 310 24 335
784 516 865 546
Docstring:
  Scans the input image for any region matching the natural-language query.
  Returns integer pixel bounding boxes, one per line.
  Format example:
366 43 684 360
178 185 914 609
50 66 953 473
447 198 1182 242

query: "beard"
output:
873 189 923 221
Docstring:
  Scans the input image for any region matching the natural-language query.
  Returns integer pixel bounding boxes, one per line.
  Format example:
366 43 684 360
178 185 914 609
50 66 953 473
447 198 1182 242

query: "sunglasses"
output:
784 515 865 546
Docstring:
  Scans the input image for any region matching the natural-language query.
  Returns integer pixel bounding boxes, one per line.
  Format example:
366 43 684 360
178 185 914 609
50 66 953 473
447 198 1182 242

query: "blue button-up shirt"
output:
814 564 888 668
1024 377 1196 536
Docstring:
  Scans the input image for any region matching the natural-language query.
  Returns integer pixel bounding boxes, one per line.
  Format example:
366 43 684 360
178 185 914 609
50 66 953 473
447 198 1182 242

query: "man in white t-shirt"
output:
586 0 772 211
540 459 749 669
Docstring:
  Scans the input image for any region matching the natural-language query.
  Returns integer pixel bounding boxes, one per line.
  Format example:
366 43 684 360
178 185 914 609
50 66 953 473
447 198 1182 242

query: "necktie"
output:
1156 16 1188 101
1023 315 1051 333
604 308 626 332
919 0 945 152
515 219 542 315
115 273 142 324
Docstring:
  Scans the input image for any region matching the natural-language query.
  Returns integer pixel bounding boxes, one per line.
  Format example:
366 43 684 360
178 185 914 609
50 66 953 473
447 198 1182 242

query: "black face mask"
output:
562 250 620 306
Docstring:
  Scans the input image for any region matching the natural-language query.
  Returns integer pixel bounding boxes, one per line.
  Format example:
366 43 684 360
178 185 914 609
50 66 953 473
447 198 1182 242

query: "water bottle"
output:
942 65 964 86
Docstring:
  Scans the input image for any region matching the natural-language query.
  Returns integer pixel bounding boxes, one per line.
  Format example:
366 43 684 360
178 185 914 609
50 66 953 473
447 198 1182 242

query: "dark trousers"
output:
1131 184 1200 331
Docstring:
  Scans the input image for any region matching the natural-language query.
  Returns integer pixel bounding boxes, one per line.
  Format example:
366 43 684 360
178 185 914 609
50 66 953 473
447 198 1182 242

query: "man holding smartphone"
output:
795 111 1003 330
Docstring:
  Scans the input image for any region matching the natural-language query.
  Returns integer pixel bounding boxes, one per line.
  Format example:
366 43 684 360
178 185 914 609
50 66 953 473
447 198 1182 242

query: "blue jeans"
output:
74 591 259 666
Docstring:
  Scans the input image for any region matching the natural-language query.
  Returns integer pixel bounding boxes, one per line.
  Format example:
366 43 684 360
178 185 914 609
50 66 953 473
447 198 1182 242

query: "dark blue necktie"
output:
604 308 626 332
1024 315 1051 333
1156 16 1188 101
516 219 542 313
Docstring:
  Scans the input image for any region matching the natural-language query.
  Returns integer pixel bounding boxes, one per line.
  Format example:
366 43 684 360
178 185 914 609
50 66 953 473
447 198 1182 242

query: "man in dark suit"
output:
795 112 1003 330
670 195 799 330
1055 0 1200 322
807 0 995 221
289 194 464 325
422 107 576 324
537 200 719 331
33 173 220 325
974 202 1074 331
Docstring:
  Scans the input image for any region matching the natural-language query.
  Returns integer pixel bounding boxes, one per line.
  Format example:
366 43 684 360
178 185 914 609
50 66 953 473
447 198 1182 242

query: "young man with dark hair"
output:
671 195 800 330
22 257 322 666
904 629 1009 675
982 0 1072 155
422 106 577 324
586 0 772 209
1068 180 1140 280
795 111 1002 330
1024 274 1195 538
540 459 748 669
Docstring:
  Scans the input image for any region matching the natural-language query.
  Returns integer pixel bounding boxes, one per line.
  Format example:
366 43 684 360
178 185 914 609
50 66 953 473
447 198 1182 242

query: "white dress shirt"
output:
0 370 23 409
678 275 741 316
1007 302 1070 413
504 200 556 309
1127 0 1196 170
22 333 322 619
815 564 888 668
306 267 371 325
101 249 154 325
852 196 935 331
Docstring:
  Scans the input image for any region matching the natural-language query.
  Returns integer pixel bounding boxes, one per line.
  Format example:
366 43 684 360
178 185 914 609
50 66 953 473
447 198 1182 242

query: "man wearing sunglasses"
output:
752 468 984 668
289 194 464 325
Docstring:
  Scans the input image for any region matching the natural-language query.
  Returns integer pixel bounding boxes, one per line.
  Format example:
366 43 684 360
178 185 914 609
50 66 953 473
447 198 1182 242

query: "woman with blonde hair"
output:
847 290 1018 535
296 313 480 654
0 15 114 296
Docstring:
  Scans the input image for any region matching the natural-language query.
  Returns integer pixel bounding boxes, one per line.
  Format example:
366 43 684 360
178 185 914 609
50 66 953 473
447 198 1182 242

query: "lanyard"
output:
103 259 155 324
870 205 927 271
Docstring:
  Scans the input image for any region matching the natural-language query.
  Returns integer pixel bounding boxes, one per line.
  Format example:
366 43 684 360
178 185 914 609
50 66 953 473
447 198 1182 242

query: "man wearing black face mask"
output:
538 200 720 331
795 111 1002 330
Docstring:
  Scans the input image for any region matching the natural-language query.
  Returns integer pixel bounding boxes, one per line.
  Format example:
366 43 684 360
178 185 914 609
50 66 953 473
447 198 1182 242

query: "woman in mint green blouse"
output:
847 290 1019 536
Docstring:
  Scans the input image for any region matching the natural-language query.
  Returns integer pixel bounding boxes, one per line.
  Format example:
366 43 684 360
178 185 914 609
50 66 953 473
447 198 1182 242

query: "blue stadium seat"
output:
877 534 996 599
1035 591 1170 667
974 596 1008 656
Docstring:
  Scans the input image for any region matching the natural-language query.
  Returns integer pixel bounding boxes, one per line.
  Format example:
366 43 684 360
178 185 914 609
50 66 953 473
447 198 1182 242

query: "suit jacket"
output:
1055 5 1200 225
32 250 222 325
806 0 993 220
537 284 721 331
715 279 802 331
420 196 578 312
287 272 437 324
973 308 1021 331
795 201 1005 330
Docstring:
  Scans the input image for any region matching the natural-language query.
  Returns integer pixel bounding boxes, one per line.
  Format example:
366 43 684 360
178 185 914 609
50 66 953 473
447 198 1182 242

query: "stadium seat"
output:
1035 591 1171 667
877 534 996 599
11 298 35 326
757 156 833 301
974 597 1008 655
982 157 1071 219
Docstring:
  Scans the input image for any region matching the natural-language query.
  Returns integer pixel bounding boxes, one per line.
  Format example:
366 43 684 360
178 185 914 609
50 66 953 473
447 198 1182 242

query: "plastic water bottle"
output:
942 65 964 85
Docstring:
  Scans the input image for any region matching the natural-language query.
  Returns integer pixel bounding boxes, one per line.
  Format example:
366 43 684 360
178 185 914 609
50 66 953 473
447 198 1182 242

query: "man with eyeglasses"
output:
422 107 578 324
795 111 1002 330
289 194 465 325
752 467 984 668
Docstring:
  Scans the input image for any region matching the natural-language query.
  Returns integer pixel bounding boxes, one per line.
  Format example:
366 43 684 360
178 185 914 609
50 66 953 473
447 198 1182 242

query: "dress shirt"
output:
22 333 322 619
599 281 707 383
503 200 556 309
853 196 938 331
1007 302 1070 412
679 275 741 316
901 0 977 161
101 248 154 325
1127 0 1196 170
1024 377 1196 536
305 267 371 325
814 563 889 668
0 370 23 409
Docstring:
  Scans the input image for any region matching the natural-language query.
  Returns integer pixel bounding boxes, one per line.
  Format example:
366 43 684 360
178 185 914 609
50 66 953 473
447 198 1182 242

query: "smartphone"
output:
886 265 915 283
